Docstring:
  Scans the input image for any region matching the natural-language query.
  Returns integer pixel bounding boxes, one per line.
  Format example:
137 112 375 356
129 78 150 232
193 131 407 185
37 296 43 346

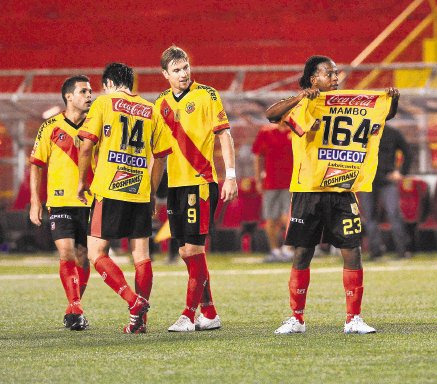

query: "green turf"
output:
0 252 436 383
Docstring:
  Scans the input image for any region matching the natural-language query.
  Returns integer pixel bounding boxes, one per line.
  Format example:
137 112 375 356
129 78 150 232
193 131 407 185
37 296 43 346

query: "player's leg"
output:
74 207 91 298
324 192 375 334
263 190 283 262
275 193 322 334
49 207 87 330
88 197 149 333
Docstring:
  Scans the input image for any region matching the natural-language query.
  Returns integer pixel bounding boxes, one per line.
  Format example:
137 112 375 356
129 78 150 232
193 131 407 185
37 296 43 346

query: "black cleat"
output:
64 314 89 331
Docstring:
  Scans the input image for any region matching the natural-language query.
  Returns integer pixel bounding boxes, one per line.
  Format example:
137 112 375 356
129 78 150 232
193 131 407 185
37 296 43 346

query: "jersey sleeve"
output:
151 111 172 158
30 122 52 167
78 96 104 144
284 98 316 137
211 91 230 133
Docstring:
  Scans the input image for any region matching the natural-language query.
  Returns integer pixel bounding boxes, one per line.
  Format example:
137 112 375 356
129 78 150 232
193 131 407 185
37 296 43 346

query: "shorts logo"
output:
51 222 55 230
188 194 196 206
185 102 195 114
104 125 111 137
321 167 359 189
54 190 64 196
290 217 304 224
109 171 143 194
350 203 359 215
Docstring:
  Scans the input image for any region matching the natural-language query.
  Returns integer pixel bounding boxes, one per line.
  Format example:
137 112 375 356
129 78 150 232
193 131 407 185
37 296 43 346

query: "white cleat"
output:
168 315 195 332
195 314 221 331
344 315 376 334
274 316 306 334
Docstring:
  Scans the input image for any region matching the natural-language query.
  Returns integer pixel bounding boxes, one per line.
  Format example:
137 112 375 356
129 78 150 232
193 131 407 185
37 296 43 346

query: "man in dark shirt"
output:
360 125 412 259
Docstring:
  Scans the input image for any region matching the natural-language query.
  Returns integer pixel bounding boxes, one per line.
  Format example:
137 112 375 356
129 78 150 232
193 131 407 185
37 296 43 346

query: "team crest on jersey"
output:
74 136 80 148
321 167 359 189
188 194 196 206
217 109 227 122
185 102 195 114
104 125 112 137
350 203 359 215
109 170 143 194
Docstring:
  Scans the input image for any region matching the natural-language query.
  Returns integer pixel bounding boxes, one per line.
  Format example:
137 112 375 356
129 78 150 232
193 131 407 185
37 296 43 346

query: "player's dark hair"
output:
299 55 333 89
161 45 188 70
102 62 134 91
61 75 90 105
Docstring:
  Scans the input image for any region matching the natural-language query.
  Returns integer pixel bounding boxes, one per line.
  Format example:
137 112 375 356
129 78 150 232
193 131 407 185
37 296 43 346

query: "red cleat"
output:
123 295 149 334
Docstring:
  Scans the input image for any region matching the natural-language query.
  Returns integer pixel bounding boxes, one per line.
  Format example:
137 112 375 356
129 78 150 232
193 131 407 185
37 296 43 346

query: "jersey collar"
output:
172 81 194 102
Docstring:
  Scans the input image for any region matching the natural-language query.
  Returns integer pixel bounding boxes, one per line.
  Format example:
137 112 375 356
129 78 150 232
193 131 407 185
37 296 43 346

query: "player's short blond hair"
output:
161 45 188 70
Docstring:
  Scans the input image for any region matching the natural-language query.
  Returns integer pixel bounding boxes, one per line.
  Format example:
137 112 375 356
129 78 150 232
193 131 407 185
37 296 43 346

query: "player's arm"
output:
385 87 400 121
253 154 264 194
29 164 43 226
217 129 238 202
150 156 167 215
77 138 94 205
265 88 319 123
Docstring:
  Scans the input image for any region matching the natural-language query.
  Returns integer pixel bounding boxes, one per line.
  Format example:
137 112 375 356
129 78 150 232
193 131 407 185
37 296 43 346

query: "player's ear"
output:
162 69 169 80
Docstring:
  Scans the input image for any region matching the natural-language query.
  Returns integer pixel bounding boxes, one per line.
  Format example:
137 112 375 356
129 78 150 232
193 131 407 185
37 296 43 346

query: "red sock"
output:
59 260 82 314
134 259 153 300
343 268 364 323
182 253 208 322
76 265 90 298
200 271 217 319
94 254 136 307
289 267 310 324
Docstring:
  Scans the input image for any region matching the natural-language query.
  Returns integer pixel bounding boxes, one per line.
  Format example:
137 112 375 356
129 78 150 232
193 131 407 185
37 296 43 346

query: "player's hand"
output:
221 178 238 202
300 88 320 100
385 87 400 100
77 181 91 205
29 202 43 226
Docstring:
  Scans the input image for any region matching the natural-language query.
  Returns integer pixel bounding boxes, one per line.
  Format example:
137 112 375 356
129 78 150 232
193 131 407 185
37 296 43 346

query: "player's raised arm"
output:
385 87 400 121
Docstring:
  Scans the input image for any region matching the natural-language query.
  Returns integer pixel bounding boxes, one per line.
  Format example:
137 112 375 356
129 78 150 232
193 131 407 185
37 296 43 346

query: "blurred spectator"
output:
252 123 294 262
360 125 412 259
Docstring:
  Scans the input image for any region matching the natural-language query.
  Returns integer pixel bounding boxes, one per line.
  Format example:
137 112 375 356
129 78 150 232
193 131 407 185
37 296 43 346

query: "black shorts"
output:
167 183 219 246
88 197 152 240
285 192 362 249
48 207 90 247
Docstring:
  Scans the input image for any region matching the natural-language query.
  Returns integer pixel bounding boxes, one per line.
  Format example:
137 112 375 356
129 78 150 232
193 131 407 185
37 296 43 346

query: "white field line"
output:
0 264 436 281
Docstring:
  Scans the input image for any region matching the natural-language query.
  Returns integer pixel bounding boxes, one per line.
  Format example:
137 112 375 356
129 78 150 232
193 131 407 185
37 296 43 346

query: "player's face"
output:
311 61 338 92
163 59 191 94
68 82 92 112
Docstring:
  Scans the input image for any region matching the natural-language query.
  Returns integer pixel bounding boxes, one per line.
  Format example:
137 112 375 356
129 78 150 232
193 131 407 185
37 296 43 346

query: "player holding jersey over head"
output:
156 46 238 332
77 63 171 334
267 55 400 335
29 75 93 331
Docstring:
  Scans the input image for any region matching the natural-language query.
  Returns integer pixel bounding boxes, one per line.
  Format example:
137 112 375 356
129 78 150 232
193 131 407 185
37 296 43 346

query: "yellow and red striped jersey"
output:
30 112 94 207
78 91 171 203
285 90 392 192
155 81 230 187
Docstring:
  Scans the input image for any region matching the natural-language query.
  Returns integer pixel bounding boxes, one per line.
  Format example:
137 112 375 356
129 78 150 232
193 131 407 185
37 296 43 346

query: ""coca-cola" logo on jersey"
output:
112 98 152 118
325 94 378 108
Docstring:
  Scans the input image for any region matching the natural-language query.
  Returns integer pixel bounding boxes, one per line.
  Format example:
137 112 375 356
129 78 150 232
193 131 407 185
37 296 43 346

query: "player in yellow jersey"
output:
29 75 93 331
156 46 238 332
266 56 400 335
77 63 171 334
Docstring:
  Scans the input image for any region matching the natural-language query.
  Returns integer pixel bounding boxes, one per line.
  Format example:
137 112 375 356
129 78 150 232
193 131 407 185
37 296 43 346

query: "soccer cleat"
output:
168 315 195 332
195 314 221 331
344 315 376 334
65 314 89 331
274 316 306 334
123 295 149 334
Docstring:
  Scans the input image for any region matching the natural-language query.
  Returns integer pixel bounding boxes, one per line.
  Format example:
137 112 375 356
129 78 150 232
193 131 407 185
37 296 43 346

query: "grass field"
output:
1 252 436 384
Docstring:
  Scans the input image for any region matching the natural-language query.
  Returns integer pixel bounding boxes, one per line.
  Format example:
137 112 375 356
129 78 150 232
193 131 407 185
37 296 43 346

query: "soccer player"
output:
29 75 93 331
156 46 238 332
267 55 400 335
77 63 171 333
252 122 294 262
